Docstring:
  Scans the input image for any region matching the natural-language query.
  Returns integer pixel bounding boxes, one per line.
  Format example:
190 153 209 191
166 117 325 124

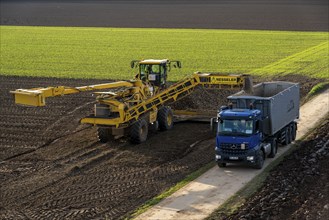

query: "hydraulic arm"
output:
11 81 134 107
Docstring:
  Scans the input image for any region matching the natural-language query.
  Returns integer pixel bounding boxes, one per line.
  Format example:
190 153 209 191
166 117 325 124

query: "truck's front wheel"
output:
254 150 265 169
268 138 277 158
217 162 226 168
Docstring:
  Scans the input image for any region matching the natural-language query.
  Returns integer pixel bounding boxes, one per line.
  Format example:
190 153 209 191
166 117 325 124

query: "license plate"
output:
229 156 239 160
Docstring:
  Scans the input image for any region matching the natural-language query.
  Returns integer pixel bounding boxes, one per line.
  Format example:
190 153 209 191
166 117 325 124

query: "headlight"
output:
216 155 221 160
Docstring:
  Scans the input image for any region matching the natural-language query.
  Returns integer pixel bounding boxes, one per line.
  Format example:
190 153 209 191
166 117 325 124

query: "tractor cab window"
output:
140 64 151 81
139 64 167 87
149 65 160 85
160 65 167 85
151 65 160 73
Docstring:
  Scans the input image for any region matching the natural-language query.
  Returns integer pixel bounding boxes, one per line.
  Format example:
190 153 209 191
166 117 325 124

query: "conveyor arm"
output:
80 73 250 126
123 73 248 122
10 81 134 106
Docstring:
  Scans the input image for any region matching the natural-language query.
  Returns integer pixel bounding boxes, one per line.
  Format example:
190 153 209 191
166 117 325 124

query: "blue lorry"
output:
213 82 300 169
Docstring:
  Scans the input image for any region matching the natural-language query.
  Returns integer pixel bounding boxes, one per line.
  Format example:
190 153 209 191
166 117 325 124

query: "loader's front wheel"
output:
130 118 148 144
158 106 174 131
97 127 113 143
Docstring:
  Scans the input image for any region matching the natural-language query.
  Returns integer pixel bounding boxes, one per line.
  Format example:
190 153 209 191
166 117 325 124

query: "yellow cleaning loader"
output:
11 59 251 143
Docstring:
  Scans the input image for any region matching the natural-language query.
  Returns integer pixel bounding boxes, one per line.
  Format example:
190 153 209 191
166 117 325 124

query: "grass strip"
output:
302 82 329 104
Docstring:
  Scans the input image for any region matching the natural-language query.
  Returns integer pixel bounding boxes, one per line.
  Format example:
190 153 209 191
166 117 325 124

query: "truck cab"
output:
215 107 269 169
214 81 300 169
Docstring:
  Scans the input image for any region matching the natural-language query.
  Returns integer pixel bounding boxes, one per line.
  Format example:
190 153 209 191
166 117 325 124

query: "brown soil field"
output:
0 74 322 219
1 0 328 31
1 1 328 218
208 117 329 220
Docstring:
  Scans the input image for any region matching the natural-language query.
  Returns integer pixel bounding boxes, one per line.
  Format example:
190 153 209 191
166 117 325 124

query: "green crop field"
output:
0 26 328 81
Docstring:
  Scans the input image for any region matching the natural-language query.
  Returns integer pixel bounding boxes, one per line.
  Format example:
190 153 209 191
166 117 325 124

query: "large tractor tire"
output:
130 118 148 144
97 127 113 143
158 106 174 131
268 138 277 158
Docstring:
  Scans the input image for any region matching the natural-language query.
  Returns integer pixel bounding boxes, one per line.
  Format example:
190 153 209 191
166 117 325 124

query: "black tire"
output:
158 107 174 131
287 126 292 144
97 127 112 143
217 162 227 168
268 138 277 158
291 123 297 141
254 150 265 169
130 118 148 144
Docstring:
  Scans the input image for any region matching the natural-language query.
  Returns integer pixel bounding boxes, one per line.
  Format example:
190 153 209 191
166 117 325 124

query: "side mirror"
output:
169 61 182 70
130 60 139 68
210 117 218 133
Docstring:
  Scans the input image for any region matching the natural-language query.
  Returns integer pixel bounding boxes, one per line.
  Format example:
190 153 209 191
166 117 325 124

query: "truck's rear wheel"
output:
130 118 148 144
158 106 174 131
291 123 297 141
282 127 291 146
217 162 226 168
97 127 113 143
268 138 277 158
254 150 265 169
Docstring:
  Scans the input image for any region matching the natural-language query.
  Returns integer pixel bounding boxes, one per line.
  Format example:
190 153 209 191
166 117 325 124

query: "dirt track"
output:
1 0 328 31
0 75 322 219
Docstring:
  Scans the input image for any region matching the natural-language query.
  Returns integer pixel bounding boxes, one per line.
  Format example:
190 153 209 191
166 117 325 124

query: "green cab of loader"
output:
131 59 181 88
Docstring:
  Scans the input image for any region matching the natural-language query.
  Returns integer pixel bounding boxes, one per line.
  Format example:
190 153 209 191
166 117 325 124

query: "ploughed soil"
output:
1 0 328 31
0 74 322 219
208 117 329 220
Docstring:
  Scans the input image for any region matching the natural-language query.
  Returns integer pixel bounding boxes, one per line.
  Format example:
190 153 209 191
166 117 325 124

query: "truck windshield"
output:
218 119 253 136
